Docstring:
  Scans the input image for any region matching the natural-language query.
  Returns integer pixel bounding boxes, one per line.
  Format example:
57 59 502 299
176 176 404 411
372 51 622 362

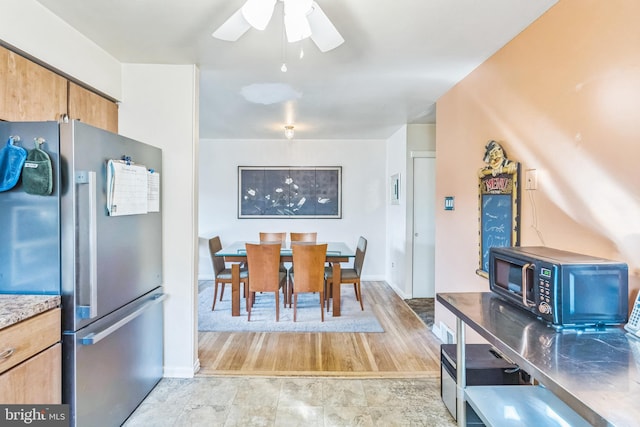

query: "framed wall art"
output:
476 140 520 277
390 173 400 205
238 166 342 218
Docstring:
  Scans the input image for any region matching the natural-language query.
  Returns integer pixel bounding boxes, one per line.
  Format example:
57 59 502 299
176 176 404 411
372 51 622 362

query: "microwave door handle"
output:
521 263 535 308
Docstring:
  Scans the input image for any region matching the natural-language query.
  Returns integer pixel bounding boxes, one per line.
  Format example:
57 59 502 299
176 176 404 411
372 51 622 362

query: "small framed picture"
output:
390 173 400 205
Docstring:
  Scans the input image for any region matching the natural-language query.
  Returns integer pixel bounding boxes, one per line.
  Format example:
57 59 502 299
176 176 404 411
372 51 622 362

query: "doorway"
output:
412 154 436 298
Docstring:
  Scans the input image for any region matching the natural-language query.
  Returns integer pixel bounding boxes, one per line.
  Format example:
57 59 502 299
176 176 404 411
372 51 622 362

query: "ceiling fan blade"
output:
241 0 277 31
307 1 344 52
212 9 251 41
284 0 313 43
284 14 312 43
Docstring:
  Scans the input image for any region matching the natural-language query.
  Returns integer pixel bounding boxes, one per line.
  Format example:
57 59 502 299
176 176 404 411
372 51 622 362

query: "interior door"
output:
412 156 436 298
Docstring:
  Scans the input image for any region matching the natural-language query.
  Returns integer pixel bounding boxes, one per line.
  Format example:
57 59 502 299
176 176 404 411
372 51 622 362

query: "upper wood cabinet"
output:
0 46 67 122
0 45 118 133
68 81 118 133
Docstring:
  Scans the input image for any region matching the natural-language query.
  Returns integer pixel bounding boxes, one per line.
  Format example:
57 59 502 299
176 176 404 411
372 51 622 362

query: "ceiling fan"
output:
212 0 344 53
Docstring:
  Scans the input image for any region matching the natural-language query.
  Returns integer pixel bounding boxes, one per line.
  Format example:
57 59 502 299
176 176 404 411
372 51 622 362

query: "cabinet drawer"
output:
0 308 60 374
0 343 61 404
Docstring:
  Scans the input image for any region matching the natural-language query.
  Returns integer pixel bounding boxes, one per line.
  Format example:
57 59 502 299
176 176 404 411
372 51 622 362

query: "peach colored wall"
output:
435 0 640 335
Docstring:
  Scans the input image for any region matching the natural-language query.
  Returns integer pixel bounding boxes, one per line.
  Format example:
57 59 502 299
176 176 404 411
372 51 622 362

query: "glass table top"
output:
215 241 355 257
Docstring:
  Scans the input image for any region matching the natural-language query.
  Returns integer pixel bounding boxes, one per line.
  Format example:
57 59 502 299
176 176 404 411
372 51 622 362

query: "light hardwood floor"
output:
197 281 442 378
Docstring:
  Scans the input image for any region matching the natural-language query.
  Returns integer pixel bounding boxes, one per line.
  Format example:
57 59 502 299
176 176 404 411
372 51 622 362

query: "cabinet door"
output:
0 46 67 121
0 343 61 404
68 81 119 133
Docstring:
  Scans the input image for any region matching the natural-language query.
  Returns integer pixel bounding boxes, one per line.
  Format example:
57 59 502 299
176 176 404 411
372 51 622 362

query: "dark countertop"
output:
437 291 640 427
0 294 61 331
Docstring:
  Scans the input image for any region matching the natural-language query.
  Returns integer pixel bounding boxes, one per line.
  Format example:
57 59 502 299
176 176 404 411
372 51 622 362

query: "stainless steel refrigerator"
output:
0 120 165 427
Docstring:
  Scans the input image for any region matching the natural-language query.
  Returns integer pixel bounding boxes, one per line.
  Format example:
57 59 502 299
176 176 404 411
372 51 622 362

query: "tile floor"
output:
123 376 457 426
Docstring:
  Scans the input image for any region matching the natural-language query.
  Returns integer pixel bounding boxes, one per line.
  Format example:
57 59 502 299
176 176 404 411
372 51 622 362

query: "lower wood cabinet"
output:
0 343 61 404
0 308 61 404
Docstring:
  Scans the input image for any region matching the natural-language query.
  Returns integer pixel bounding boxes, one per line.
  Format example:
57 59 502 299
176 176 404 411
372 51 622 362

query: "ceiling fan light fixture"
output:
284 125 295 140
212 0 343 52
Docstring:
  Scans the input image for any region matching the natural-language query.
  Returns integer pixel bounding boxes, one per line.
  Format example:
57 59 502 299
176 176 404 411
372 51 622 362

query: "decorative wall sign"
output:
390 173 400 205
238 166 342 218
477 140 520 277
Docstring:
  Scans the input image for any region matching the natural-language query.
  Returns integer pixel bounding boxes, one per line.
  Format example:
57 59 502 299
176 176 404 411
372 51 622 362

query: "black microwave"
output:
489 246 628 328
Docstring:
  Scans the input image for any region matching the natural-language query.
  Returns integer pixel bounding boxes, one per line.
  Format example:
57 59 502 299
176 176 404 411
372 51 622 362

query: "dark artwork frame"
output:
238 166 342 219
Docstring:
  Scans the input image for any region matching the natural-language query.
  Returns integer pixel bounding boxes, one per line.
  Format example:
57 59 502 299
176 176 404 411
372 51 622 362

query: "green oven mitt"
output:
0 136 27 192
22 140 53 195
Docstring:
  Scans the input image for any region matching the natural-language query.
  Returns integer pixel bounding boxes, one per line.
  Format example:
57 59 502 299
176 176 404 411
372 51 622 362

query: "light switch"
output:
444 196 454 210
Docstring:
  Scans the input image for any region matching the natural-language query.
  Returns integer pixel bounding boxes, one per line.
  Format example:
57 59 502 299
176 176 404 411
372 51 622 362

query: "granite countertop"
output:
0 294 61 331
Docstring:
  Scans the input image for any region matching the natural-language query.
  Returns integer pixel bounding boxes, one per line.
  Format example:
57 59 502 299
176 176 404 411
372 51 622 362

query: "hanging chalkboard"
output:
476 140 520 277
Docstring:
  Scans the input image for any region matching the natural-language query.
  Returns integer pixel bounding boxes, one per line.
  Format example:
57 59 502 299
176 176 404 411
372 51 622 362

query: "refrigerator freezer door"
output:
0 121 61 294
63 290 165 427
60 121 163 332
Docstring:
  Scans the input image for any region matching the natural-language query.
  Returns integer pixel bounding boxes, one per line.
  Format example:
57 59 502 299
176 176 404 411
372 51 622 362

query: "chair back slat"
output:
290 232 317 242
259 232 286 243
246 243 282 292
208 236 227 276
354 236 367 276
291 243 327 292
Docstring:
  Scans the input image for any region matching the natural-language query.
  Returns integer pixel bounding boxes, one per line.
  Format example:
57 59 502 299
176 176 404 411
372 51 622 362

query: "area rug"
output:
198 283 384 333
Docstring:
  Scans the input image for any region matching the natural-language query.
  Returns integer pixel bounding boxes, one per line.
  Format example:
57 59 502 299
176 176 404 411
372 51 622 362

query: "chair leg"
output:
357 281 364 310
245 282 250 313
219 283 225 302
320 291 324 322
247 291 252 321
293 294 298 322
212 281 219 311
353 283 359 301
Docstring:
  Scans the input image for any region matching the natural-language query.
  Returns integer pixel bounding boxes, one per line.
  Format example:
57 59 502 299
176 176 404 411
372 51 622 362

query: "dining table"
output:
214 241 356 317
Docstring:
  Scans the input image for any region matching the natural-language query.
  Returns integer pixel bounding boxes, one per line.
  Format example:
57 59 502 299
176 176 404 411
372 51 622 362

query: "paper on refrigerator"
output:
107 159 149 216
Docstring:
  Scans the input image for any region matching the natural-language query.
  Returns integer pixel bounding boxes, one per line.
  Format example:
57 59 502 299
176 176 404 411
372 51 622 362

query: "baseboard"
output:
386 282 412 299
163 359 199 378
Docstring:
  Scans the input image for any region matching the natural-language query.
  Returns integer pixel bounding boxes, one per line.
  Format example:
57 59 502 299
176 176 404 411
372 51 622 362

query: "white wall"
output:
119 64 200 378
385 126 409 296
198 138 387 281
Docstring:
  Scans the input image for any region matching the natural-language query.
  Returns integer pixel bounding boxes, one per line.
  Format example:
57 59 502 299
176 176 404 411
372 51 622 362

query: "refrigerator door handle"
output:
79 293 167 345
76 171 98 319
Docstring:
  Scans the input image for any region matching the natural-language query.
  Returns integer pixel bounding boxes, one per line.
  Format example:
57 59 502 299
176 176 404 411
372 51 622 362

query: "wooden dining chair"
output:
245 243 287 321
287 232 318 283
290 243 328 321
326 236 367 311
290 232 317 242
259 231 288 302
208 236 249 311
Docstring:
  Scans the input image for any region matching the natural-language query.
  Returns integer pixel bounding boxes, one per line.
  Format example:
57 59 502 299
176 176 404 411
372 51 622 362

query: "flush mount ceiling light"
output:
212 0 344 53
284 125 295 139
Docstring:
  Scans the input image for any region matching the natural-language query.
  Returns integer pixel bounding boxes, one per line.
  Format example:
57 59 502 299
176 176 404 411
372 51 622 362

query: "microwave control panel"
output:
537 264 554 316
